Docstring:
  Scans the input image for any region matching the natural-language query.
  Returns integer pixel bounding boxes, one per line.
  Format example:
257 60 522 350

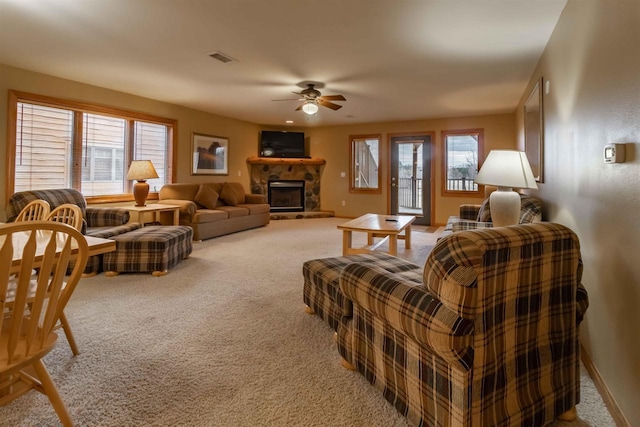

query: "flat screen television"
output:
259 131 306 158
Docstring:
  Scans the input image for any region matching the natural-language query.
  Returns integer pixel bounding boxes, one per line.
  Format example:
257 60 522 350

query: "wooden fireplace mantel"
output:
246 156 326 166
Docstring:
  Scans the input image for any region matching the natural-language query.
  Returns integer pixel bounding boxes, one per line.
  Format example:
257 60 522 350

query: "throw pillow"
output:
476 198 492 222
219 182 245 206
194 184 219 209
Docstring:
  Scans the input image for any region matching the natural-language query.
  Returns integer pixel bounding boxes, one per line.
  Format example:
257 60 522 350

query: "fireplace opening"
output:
268 180 305 212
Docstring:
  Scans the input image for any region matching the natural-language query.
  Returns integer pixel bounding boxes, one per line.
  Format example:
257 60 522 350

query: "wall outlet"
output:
340 171 346 178
237 170 241 176
341 200 346 206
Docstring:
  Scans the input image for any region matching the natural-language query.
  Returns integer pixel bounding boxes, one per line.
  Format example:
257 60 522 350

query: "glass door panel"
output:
390 134 432 225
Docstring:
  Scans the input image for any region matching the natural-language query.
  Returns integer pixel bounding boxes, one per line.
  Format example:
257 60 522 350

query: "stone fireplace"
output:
247 157 326 212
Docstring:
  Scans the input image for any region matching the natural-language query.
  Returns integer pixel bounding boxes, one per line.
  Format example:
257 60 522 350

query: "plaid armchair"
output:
6 188 141 274
336 223 588 427
441 194 542 239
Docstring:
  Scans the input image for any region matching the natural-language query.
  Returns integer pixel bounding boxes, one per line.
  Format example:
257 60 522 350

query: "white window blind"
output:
134 122 167 193
15 103 73 192
81 113 126 196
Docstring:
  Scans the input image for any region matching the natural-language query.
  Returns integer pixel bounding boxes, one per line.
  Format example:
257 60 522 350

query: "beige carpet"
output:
1 218 615 426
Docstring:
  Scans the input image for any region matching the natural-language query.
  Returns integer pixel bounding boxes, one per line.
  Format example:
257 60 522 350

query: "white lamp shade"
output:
302 102 319 115
474 150 538 190
126 160 159 181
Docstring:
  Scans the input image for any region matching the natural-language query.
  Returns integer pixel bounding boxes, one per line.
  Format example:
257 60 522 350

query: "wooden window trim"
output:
6 90 177 204
441 128 484 197
72 111 83 190
349 133 382 194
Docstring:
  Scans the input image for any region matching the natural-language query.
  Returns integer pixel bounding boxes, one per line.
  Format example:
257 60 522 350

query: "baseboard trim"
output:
581 344 631 427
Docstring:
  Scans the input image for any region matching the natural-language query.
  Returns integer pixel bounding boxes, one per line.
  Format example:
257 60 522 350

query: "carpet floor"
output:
1 218 615 426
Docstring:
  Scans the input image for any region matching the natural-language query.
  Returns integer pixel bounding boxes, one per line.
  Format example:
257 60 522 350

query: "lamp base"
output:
489 188 521 227
132 180 150 207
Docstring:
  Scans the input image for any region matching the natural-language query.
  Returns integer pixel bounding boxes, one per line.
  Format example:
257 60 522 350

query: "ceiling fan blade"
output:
317 99 342 110
271 98 304 101
319 95 346 101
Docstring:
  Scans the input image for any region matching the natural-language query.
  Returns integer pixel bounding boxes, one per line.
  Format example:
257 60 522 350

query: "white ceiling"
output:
0 0 566 127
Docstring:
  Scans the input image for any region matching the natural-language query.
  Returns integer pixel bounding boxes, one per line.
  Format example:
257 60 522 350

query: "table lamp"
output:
474 150 538 226
126 160 159 207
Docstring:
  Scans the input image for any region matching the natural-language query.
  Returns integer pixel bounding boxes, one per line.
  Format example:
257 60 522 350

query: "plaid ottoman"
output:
303 252 422 331
103 226 193 276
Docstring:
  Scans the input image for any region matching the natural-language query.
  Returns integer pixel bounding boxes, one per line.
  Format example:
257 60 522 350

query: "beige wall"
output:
2 2 637 420
0 63 515 224
309 114 516 223
515 1 640 424
0 64 261 220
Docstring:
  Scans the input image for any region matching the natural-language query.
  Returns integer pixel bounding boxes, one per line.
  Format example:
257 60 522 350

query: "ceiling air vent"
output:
208 51 235 63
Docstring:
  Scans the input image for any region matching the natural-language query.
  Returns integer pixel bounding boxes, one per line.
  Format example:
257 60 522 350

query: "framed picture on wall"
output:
192 133 229 175
524 77 544 182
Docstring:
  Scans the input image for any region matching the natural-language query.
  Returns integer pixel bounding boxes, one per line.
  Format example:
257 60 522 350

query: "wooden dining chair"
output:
12 200 53 285
1 221 89 427
46 204 83 231
14 199 51 222
43 204 84 355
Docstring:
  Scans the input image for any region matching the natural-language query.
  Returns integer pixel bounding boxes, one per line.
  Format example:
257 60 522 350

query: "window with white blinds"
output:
15 103 73 191
9 91 175 201
81 113 126 196
134 122 167 194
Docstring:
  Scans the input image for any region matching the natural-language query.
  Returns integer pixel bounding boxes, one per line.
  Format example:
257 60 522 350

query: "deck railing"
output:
398 177 422 209
446 177 478 191
397 177 478 210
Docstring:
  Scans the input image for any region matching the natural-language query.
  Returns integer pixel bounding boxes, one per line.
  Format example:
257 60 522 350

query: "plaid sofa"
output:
331 223 588 427
441 194 542 239
6 188 141 274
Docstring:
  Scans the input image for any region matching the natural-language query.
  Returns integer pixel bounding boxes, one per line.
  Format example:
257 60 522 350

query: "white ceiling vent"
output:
208 51 235 63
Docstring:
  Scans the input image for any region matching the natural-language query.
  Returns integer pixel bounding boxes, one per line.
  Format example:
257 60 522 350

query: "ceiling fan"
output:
272 82 346 114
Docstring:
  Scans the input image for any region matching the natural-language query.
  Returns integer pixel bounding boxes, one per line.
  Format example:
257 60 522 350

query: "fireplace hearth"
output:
268 180 305 212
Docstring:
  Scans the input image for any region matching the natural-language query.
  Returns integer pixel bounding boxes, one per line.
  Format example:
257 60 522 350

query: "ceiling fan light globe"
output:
302 102 318 115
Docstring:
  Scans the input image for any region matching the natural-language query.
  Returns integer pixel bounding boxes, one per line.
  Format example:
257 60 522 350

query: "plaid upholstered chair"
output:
6 188 142 275
440 194 542 239
336 223 588 427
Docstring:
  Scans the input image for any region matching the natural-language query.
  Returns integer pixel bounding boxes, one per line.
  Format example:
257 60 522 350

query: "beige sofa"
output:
158 182 270 240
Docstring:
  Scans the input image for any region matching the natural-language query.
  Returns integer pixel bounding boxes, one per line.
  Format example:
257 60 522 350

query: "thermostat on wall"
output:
603 143 625 163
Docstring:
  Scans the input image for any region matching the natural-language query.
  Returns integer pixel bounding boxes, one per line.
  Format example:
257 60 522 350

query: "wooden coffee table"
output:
337 213 416 256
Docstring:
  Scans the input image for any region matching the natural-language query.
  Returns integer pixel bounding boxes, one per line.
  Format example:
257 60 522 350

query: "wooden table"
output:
7 231 116 274
337 213 416 256
125 203 180 226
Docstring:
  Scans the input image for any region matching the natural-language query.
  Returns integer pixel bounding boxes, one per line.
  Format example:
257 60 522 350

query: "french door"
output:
389 133 433 226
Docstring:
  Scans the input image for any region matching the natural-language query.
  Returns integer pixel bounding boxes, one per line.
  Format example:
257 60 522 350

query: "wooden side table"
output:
125 204 180 227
